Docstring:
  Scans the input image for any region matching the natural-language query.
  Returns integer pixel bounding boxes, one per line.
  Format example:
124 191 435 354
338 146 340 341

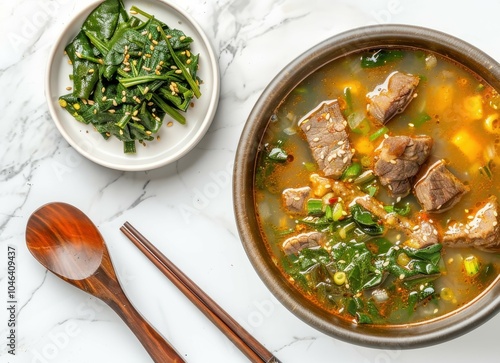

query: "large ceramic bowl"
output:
233 24 500 349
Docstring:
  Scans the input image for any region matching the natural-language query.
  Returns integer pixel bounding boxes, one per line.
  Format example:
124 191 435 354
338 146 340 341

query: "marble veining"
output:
1 0 500 362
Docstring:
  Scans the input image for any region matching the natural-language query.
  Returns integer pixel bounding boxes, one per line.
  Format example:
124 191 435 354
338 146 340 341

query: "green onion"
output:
464 255 481 276
343 87 353 114
412 111 431 127
369 126 389 141
307 198 324 216
331 202 344 221
353 170 375 185
341 162 362 181
479 161 493 180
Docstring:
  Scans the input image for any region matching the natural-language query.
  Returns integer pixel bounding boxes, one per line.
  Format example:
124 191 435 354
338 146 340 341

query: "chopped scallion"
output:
464 255 481 276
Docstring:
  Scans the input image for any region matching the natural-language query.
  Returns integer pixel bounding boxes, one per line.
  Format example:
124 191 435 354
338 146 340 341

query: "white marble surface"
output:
1 0 500 362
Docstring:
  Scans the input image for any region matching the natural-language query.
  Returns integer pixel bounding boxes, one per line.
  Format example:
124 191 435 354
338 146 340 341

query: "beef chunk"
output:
443 196 500 252
414 160 469 212
374 135 433 198
299 100 353 178
282 231 326 255
367 71 420 124
282 186 311 214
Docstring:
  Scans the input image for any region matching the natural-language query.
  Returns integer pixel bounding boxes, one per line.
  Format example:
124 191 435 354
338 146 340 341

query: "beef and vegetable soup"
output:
254 48 500 325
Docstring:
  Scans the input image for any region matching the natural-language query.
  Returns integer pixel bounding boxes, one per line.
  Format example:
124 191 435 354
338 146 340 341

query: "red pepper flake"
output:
329 197 339 205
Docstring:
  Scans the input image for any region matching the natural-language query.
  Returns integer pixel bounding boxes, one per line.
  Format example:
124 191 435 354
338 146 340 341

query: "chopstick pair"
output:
120 222 281 363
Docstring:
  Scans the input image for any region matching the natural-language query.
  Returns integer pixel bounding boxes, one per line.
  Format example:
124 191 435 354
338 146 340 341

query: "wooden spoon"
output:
25 202 185 363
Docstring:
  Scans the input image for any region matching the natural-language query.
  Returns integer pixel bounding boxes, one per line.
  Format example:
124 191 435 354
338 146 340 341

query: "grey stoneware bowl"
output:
233 24 500 349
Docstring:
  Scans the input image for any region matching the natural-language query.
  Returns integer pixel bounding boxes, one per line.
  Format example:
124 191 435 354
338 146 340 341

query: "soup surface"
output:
255 48 500 325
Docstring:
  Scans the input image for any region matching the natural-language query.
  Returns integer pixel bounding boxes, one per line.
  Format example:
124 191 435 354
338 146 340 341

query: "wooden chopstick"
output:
120 222 281 363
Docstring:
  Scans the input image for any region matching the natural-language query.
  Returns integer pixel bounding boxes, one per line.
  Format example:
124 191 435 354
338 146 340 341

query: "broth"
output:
255 48 500 325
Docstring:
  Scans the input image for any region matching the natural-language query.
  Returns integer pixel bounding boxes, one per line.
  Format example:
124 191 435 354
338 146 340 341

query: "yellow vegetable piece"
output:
309 173 332 197
333 271 346 285
451 129 482 161
440 287 455 301
397 252 411 267
484 113 500 134
353 136 374 155
428 84 454 114
463 95 483 120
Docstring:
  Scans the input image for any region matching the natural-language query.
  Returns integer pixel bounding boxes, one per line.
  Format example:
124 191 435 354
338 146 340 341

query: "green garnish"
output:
59 0 202 153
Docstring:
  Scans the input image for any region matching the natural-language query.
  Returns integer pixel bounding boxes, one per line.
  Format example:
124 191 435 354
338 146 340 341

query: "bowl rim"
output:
233 24 500 349
45 0 220 171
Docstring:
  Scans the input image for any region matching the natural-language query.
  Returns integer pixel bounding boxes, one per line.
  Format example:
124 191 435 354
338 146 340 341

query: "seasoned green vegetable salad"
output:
59 0 202 153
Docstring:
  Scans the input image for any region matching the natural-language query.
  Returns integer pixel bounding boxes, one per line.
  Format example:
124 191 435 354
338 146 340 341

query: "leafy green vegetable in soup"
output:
255 47 500 325
59 0 202 153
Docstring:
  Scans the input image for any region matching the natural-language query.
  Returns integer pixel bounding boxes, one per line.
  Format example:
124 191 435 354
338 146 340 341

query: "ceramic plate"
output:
45 0 220 171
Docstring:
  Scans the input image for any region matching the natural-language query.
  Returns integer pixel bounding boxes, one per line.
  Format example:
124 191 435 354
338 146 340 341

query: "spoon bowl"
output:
26 202 184 363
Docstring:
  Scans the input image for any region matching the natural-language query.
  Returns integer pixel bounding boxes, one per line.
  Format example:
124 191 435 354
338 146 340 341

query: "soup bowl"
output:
233 24 500 349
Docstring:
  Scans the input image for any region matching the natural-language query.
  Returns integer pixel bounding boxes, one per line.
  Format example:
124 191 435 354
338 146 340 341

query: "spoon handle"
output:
107 289 185 363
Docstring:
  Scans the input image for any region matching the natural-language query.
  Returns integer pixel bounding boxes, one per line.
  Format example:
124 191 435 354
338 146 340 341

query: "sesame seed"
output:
399 274 405 280
494 221 498 226
338 140 344 145
383 134 389 139
408 123 415 127
101 96 107 102
325 113 331 120
180 36 186 41
108 109 116 114
112 100 118 107
175 69 182 74
396 196 401 203
66 86 72 91
313 137 320 142
167 121 173 127
389 159 397 164
306 125 311 131
122 96 127 103
343 156 349 163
